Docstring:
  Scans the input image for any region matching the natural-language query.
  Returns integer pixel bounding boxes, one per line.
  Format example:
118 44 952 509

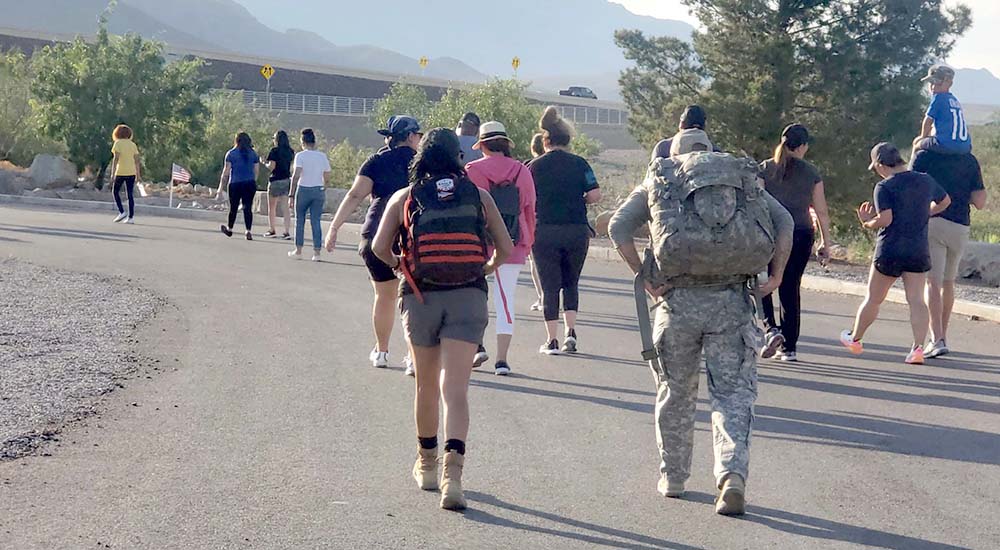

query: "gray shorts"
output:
401 287 488 347
268 179 290 197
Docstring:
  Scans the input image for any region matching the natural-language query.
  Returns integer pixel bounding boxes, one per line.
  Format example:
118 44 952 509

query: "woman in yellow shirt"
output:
110 124 141 224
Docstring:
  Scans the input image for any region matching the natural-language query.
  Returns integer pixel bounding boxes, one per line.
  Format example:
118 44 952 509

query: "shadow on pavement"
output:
762 360 1000 398
463 491 704 550
678 492 969 550
0 224 139 243
470 378 1000 465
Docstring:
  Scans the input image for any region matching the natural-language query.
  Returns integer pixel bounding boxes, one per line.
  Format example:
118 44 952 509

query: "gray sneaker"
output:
925 339 950 358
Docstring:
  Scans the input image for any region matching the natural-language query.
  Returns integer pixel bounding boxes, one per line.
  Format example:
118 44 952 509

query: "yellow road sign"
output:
260 64 275 81
419 56 429 70
512 57 521 71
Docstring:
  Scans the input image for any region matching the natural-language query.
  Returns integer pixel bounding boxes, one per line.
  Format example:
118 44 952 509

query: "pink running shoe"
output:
839 330 863 355
905 346 925 365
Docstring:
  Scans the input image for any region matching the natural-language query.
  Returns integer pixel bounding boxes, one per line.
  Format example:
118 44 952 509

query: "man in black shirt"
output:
911 149 988 357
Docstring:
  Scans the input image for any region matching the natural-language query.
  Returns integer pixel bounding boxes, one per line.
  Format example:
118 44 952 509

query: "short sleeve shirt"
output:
112 139 139 177
926 92 972 153
760 158 822 230
528 150 599 225
266 147 295 182
873 171 948 263
358 146 416 238
293 150 331 188
911 150 984 226
225 148 260 184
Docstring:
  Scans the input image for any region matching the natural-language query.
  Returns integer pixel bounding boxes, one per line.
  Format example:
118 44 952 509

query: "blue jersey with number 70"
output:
927 92 972 153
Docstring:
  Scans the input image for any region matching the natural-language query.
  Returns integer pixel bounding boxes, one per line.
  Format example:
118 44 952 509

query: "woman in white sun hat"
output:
465 122 537 376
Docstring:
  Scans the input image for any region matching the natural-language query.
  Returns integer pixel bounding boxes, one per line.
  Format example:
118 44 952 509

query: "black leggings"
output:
532 224 590 321
762 229 814 352
113 175 136 218
228 180 257 230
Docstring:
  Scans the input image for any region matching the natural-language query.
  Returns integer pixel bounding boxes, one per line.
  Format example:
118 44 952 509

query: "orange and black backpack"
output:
399 174 488 300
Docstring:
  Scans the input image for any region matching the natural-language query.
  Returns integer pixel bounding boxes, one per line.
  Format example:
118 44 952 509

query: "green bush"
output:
0 51 64 167
372 78 601 161
328 139 373 189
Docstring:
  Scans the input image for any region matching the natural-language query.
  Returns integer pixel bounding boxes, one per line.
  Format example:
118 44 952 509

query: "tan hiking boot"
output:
412 447 439 491
715 474 746 516
439 451 467 510
657 476 685 498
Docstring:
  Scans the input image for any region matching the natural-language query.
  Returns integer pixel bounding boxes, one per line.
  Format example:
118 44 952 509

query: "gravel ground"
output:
0 259 162 459
805 259 1000 306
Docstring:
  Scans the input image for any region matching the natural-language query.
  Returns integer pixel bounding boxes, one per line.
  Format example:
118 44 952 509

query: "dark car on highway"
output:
559 86 598 100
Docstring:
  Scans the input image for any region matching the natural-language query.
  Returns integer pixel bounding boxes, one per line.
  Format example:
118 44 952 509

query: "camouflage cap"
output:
921 64 955 83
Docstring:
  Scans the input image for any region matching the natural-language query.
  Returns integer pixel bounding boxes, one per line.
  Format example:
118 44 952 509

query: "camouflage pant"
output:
651 284 760 488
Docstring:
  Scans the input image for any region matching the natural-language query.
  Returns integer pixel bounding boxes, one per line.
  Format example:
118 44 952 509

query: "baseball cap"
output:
868 142 905 170
460 112 481 126
473 121 514 150
921 64 955 83
679 105 707 130
669 128 713 156
781 123 812 149
378 115 421 138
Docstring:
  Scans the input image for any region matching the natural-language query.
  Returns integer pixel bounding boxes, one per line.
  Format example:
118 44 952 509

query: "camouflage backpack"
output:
642 151 775 286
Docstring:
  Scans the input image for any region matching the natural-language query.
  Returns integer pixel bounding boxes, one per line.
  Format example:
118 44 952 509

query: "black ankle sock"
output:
418 436 438 450
444 439 465 455
567 329 577 338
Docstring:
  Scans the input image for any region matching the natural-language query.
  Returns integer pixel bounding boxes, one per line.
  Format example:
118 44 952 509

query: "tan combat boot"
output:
715 473 746 516
439 451 467 510
657 476 685 498
412 447 439 491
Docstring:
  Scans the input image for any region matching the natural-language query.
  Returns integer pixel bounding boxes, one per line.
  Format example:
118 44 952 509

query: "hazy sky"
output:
611 0 1000 76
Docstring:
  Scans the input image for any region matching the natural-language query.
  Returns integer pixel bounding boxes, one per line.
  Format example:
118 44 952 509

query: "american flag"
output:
171 163 192 183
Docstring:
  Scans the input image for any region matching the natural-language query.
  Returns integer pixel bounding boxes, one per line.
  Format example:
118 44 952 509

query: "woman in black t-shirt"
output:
528 107 602 355
263 130 295 239
324 116 423 370
758 124 833 362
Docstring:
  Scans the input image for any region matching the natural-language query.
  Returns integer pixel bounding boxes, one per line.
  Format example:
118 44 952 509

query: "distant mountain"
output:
952 68 1000 107
231 0 694 91
0 0 486 81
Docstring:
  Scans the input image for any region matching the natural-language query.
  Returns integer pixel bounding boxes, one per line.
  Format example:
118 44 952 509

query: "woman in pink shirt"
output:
465 122 537 376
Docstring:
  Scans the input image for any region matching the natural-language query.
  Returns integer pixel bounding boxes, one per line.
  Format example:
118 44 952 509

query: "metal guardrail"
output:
239 90 377 117
230 90 628 126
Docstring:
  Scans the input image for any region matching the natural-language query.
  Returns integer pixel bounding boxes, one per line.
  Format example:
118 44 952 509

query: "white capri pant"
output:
491 263 524 335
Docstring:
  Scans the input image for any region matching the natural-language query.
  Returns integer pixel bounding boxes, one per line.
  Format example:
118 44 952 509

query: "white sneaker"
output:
372 351 389 369
113 212 128 223
123 218 134 224
925 339 950 358
472 345 489 368
287 250 302 260
778 351 798 362
403 355 415 377
311 254 321 262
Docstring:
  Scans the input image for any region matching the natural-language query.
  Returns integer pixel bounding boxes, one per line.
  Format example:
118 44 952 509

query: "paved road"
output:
1 205 998 550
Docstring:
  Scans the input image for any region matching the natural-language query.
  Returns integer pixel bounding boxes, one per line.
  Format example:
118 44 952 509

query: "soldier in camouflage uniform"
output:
609 128 793 515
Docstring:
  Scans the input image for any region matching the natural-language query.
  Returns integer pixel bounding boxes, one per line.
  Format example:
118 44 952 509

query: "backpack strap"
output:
398 189 425 304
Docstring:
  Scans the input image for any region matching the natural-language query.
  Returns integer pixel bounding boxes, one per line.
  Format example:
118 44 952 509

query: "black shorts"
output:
359 238 398 283
874 257 931 278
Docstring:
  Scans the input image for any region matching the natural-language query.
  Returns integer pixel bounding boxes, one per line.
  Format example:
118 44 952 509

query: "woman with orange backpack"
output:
372 128 513 511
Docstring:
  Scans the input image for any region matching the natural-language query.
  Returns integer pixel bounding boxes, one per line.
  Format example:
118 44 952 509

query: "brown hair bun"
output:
539 106 573 146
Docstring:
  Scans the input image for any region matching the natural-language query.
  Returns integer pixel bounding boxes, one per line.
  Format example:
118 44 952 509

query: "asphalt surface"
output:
0 205 998 550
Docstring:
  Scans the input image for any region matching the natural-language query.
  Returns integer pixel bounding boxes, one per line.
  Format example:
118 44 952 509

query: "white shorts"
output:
490 263 524 335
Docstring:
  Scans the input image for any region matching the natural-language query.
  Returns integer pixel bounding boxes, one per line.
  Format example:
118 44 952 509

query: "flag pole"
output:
169 177 175 209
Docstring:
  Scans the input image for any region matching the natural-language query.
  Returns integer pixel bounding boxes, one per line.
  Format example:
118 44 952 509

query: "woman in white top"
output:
288 128 331 261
